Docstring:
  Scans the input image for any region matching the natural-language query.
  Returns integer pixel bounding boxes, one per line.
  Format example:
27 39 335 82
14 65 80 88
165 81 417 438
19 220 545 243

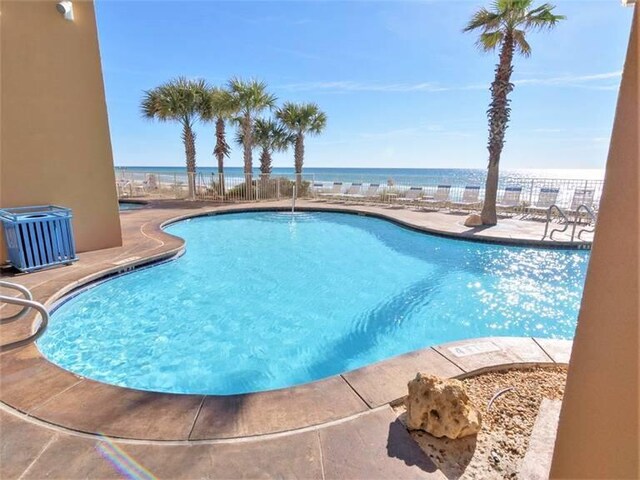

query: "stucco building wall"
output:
0 0 122 261
550 4 639 478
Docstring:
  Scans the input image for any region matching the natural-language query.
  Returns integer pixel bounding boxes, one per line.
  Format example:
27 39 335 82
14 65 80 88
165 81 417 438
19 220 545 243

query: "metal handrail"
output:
571 204 597 242
0 282 49 352
542 204 570 241
0 280 34 323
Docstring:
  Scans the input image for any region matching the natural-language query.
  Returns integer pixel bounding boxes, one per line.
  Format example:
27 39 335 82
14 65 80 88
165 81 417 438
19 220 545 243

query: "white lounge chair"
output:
341 183 363 202
319 182 344 201
567 188 596 223
419 185 452 211
567 188 595 212
396 186 424 206
526 187 560 218
310 182 325 200
344 183 381 204
116 179 132 198
361 183 381 203
496 186 523 215
449 186 481 212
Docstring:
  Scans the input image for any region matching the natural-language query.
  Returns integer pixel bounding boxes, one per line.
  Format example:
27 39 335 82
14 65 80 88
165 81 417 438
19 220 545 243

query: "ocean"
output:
115 166 604 186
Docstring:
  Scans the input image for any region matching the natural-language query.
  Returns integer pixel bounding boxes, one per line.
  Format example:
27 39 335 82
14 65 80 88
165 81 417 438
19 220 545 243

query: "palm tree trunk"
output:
258 148 272 199
294 132 304 190
214 117 227 195
182 122 197 200
481 34 515 226
242 113 253 199
260 148 272 176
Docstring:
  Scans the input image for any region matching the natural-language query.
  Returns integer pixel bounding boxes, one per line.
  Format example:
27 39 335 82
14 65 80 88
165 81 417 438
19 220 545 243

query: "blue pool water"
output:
38 212 589 395
119 202 144 211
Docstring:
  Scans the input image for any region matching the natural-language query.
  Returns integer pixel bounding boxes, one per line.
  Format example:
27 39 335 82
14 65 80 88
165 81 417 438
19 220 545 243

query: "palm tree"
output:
464 0 564 225
200 87 239 194
228 77 277 198
141 77 208 199
276 102 327 190
252 119 295 176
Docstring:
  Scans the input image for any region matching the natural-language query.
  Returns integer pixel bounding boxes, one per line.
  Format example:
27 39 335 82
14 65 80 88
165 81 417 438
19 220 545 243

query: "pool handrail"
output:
0 281 49 352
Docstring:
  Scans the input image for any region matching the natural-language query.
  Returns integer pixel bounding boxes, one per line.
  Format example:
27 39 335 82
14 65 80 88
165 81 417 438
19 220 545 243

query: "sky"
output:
95 0 633 171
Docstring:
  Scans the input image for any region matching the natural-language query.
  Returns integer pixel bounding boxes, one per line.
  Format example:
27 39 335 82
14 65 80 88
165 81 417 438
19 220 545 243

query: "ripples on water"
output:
39 212 589 394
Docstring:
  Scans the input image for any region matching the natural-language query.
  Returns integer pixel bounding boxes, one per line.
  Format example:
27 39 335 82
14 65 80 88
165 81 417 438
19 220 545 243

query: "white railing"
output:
114 169 604 212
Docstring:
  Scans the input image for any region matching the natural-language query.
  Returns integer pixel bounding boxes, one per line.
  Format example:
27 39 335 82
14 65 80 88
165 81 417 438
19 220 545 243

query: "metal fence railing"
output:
115 171 316 203
114 169 604 212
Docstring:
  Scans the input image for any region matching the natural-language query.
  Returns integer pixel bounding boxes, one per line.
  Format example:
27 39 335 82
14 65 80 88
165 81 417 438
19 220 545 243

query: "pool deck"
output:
0 199 575 478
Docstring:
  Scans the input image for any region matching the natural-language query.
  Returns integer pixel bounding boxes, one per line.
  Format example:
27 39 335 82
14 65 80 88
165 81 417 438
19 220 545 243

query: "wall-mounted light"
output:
56 1 74 21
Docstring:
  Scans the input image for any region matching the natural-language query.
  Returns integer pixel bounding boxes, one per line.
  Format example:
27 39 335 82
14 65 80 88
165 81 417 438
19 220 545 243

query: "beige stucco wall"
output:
0 0 122 262
550 4 639 478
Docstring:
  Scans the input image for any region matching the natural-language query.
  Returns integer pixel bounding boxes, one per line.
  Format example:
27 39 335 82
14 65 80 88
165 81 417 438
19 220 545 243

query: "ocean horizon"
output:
115 166 605 185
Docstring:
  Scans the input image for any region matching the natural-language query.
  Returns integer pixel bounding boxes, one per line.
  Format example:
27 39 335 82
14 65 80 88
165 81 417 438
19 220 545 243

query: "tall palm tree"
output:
200 87 239 194
464 0 564 225
141 77 208 199
276 102 327 190
228 77 277 197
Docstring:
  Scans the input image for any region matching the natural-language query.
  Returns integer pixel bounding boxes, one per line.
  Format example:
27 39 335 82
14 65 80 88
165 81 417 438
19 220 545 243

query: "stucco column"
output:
550 4 639 478
0 0 122 258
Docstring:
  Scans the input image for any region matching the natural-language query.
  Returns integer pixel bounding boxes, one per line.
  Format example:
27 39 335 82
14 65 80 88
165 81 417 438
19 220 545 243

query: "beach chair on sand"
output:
419 185 452 211
341 183 363 202
525 187 560 218
396 186 424 206
449 186 481 212
319 182 344 201
496 186 523 216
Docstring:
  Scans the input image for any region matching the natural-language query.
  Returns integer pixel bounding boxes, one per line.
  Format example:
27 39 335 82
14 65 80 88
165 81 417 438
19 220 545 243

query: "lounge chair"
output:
419 185 452 211
567 188 595 212
319 182 344 201
396 186 424 206
496 186 523 215
344 183 380 203
310 182 325 200
341 183 363 202
567 188 596 223
449 186 481 212
360 183 381 203
525 187 560 218
116 179 132 197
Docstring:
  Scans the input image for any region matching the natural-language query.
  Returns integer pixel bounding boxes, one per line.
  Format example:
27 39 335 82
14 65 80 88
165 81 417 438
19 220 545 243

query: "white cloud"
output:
276 71 622 94
512 71 622 87
276 80 452 93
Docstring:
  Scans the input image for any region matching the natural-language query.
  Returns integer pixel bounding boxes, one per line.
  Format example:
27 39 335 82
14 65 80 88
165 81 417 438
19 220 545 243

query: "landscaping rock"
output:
464 213 483 227
405 373 482 439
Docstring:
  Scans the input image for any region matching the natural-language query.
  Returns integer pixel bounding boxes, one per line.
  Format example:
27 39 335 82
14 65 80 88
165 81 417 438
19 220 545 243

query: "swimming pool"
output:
38 211 589 395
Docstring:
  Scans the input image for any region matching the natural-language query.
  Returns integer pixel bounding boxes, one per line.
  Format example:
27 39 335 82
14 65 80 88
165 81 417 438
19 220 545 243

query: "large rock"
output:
464 213 483 227
405 373 482 439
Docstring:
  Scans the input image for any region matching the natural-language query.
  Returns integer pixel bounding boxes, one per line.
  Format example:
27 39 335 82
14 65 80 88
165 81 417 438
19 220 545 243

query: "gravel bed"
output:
397 366 567 479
